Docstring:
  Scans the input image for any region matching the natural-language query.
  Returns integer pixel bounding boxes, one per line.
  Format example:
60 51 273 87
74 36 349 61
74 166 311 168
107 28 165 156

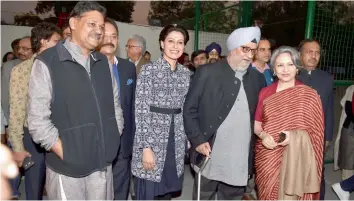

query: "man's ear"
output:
69 17 77 31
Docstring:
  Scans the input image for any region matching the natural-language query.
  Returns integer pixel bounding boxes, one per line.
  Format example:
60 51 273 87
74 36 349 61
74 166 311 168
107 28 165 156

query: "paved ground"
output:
17 162 354 200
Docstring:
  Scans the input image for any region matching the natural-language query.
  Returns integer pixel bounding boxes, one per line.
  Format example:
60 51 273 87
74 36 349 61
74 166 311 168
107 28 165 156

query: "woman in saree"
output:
254 46 325 200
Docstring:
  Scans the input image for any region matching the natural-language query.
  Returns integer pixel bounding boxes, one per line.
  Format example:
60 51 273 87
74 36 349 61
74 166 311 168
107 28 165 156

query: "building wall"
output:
1 22 229 61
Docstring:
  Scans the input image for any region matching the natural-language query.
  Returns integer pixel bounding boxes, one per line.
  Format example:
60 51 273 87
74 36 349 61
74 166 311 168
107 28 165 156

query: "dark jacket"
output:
37 43 120 177
116 57 136 158
297 69 334 141
183 60 266 176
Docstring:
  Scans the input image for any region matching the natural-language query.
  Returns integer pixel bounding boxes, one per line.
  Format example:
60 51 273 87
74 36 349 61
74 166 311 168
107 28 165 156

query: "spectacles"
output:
17 46 32 52
241 46 257 55
125 45 140 49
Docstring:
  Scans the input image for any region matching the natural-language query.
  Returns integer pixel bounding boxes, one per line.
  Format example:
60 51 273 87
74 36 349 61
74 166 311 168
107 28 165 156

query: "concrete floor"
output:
17 162 354 200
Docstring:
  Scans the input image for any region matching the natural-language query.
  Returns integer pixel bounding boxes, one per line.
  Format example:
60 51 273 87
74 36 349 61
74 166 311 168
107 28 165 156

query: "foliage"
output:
13 1 136 27
148 1 238 33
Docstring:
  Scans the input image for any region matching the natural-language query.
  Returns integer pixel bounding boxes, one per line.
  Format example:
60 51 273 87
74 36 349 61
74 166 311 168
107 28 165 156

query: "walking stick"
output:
197 155 210 201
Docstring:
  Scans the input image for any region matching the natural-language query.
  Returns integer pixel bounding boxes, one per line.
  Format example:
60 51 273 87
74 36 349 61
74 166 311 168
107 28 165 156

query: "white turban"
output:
226 26 261 52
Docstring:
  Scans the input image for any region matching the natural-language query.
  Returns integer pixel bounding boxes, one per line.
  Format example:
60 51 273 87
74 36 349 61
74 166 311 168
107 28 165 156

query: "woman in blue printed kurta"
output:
131 24 191 200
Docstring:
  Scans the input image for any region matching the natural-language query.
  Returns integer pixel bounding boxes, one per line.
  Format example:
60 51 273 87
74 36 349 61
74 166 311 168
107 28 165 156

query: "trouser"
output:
112 149 131 200
9 175 22 198
340 174 354 193
45 165 113 200
192 174 245 200
23 127 46 200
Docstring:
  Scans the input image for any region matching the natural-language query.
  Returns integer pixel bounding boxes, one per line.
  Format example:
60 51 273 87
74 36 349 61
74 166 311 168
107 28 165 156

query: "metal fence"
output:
307 1 354 84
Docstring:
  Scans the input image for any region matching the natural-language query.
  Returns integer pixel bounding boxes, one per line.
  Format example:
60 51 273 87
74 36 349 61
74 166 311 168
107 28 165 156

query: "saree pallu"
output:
255 85 324 200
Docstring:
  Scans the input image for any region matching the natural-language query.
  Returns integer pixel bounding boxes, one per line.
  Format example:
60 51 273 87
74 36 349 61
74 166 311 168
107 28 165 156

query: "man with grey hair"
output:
125 35 149 75
184 26 266 200
27 2 120 199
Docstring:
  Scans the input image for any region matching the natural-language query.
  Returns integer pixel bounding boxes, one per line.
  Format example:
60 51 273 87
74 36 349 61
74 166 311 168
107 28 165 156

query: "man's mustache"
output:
102 43 115 48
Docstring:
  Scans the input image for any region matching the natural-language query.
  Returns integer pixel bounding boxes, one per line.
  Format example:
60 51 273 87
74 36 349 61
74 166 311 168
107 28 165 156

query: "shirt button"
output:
231 93 235 96
209 125 213 128
203 132 207 136
226 105 229 108
234 80 238 84
218 116 222 120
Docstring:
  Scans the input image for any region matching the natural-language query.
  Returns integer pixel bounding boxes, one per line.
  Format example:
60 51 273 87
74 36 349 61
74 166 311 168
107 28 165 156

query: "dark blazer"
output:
116 57 137 158
183 60 266 176
297 69 334 142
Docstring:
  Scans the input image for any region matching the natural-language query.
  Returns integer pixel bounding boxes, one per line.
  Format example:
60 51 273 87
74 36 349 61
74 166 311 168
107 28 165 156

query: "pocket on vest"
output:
61 123 99 167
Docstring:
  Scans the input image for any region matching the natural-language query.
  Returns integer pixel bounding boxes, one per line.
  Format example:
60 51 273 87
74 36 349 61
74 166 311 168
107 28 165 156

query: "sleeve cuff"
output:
189 133 206 149
12 143 26 153
45 135 59 151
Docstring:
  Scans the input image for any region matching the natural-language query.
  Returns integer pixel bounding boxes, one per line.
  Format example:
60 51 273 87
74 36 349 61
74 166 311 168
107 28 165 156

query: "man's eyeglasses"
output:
17 46 32 52
125 45 140 49
241 46 257 55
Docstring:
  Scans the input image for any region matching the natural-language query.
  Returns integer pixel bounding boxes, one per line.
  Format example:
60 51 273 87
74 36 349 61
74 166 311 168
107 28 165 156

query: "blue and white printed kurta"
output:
131 56 191 182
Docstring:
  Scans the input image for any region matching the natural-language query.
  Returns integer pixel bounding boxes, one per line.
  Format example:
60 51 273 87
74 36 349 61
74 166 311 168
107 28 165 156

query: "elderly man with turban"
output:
205 42 222 63
183 26 266 200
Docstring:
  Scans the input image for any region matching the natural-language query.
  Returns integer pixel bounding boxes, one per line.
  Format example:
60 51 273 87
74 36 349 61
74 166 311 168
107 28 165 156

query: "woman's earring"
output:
273 71 276 76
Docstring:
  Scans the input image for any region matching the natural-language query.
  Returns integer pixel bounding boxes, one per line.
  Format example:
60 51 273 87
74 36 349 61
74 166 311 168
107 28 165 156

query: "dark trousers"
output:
340 174 354 192
112 149 131 200
23 127 46 200
192 174 245 200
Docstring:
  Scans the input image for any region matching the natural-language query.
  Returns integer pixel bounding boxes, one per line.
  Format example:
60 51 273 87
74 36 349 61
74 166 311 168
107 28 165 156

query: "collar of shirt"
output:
251 62 270 73
129 55 142 66
158 56 181 72
109 56 119 71
301 68 317 75
114 56 119 66
63 37 96 60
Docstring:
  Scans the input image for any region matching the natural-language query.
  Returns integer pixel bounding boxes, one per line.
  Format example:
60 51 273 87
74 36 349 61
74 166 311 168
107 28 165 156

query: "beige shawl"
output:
278 130 320 200
334 85 354 171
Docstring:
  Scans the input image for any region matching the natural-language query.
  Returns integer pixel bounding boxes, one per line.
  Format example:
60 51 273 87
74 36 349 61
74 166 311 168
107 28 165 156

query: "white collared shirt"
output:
108 56 124 135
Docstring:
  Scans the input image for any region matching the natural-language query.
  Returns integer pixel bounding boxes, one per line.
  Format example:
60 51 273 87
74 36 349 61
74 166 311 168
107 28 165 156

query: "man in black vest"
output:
27 2 120 199
297 39 334 200
99 18 136 200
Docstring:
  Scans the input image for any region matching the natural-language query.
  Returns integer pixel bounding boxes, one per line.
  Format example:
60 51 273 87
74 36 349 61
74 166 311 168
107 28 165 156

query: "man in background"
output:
144 51 151 62
8 22 61 200
11 38 21 59
191 50 207 68
99 17 136 200
61 23 71 40
1 36 33 123
205 42 222 63
297 39 334 200
126 35 149 75
250 37 273 86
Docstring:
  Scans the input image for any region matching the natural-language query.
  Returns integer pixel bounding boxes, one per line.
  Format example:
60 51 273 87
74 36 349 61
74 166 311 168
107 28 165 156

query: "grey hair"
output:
270 46 302 69
129 35 146 55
